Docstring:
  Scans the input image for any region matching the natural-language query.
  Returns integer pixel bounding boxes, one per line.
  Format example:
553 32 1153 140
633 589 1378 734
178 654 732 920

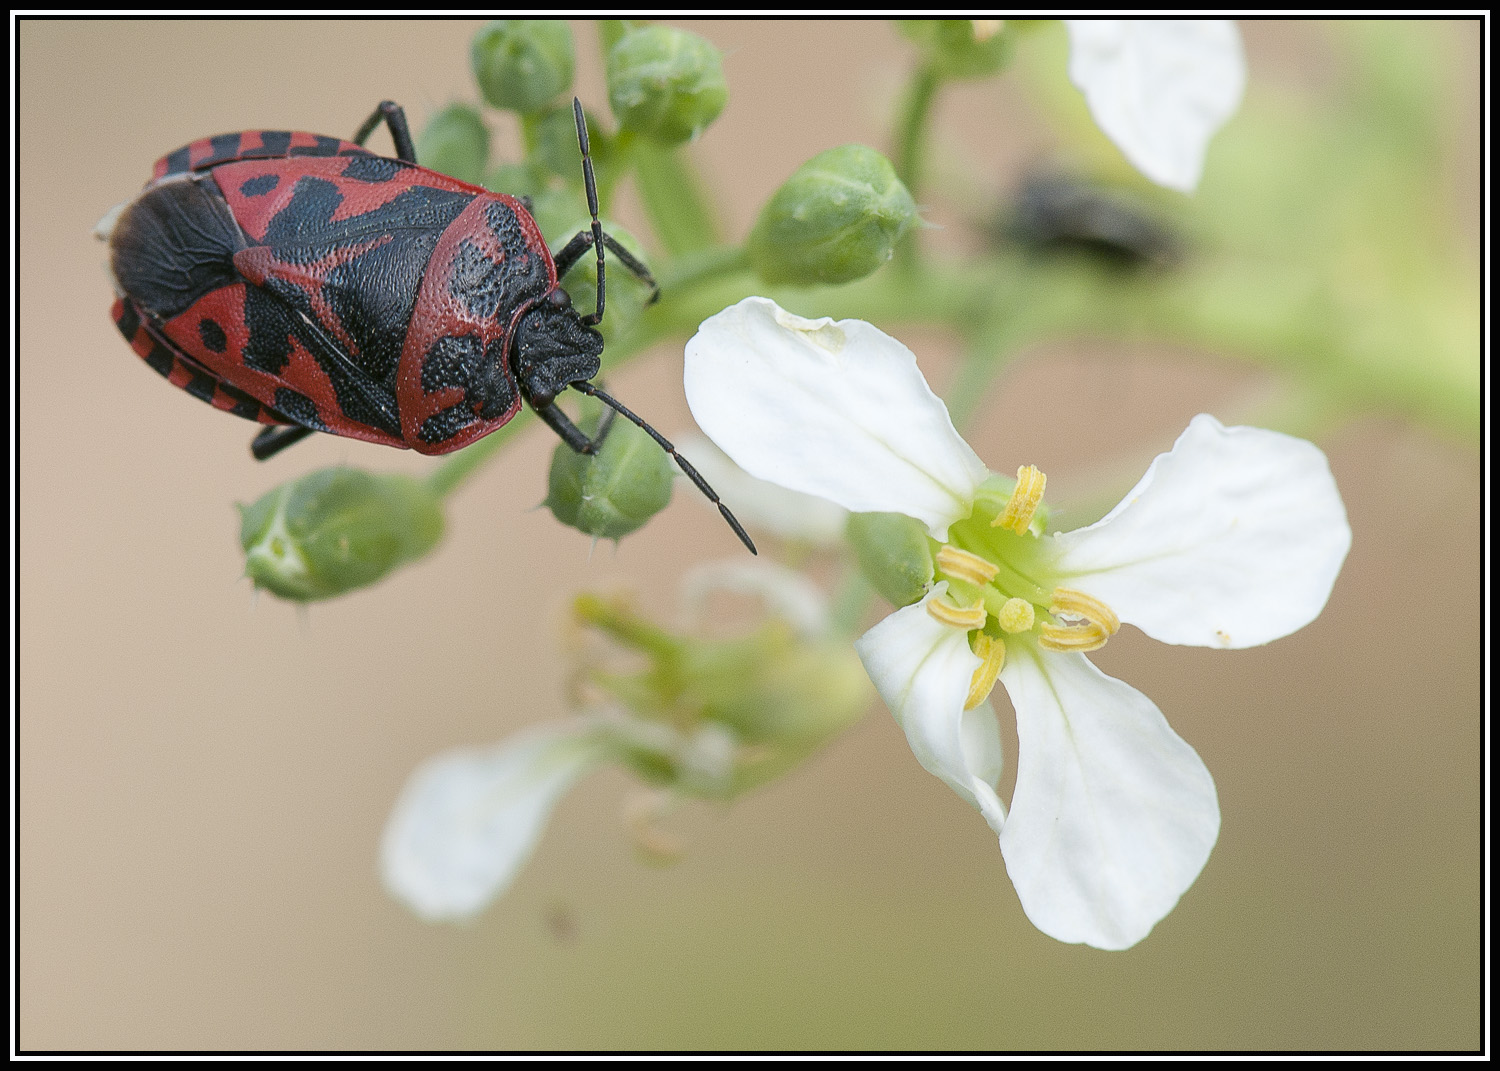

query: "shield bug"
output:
100 98 754 553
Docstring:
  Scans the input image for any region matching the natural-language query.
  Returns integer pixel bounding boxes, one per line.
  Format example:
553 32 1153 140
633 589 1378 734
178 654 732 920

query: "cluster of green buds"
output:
572 584 871 808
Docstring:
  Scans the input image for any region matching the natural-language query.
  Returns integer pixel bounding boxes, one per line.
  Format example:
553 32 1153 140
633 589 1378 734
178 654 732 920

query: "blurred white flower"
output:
381 721 608 922
1065 20 1246 193
686 297 1351 949
381 555 869 922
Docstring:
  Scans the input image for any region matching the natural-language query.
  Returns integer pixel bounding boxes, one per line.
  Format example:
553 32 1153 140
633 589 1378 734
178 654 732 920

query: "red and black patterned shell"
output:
107 126 557 454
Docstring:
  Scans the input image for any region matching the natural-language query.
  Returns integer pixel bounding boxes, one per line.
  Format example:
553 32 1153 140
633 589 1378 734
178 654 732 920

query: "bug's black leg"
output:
599 233 659 304
534 400 616 455
251 424 316 461
352 100 417 164
572 382 756 555
550 231 594 277
553 230 661 306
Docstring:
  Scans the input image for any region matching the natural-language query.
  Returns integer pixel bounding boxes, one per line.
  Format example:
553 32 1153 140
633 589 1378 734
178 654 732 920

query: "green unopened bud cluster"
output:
574 592 871 799
749 145 916 285
607 25 727 145
544 398 674 541
239 468 443 602
471 19 575 116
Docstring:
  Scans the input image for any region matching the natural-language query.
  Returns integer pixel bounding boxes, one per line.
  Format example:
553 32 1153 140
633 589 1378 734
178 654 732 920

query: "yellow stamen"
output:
936 544 999 586
1039 620 1111 652
926 595 987 630
1049 587 1120 636
993 465 1046 534
997 597 1035 634
971 19 1003 41
965 634 1006 710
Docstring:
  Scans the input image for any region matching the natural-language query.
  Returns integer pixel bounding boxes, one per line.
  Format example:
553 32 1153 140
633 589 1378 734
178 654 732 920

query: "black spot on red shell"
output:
184 368 218 402
341 155 403 183
272 388 327 431
239 173 279 197
420 334 484 395
418 403 477 444
144 342 175 378
198 317 228 353
287 135 344 158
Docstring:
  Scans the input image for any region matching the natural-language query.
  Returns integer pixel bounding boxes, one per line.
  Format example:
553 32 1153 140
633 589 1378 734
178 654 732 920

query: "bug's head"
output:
512 288 604 408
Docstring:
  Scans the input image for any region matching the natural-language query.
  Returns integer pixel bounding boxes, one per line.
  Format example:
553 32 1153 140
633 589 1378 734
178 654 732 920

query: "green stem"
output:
892 62 941 273
424 415 534 498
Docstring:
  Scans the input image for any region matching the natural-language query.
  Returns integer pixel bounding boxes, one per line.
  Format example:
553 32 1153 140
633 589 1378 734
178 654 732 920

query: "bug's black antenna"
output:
573 98 608 328
573 381 757 555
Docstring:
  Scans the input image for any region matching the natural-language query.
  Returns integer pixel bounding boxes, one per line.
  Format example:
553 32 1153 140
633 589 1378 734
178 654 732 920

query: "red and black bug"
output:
102 99 754 553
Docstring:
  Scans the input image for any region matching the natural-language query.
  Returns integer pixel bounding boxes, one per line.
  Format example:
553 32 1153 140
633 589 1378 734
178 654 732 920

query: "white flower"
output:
1065 20 1246 193
675 433 850 546
685 297 1351 949
381 721 608 922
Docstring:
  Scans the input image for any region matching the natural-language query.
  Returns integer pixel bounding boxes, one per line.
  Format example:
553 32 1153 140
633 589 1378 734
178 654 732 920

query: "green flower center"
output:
924 466 1120 708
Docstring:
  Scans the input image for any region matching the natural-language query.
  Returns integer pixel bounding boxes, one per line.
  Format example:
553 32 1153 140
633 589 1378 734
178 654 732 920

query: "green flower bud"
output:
528 102 613 181
416 103 490 187
748 145 916 286
846 511 933 608
238 468 444 602
471 19 575 115
484 161 541 200
898 19 1013 80
606 26 727 145
544 399 673 541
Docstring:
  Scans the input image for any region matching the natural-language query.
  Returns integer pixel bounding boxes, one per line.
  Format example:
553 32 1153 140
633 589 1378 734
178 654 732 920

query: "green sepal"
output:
845 511 934 608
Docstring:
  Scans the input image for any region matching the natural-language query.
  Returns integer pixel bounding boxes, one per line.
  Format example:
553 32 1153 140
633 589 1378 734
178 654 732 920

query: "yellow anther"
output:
965 634 1006 710
936 545 999 586
1049 587 1120 636
997 597 1035 634
1039 620 1111 652
993 465 1047 534
926 595 987 630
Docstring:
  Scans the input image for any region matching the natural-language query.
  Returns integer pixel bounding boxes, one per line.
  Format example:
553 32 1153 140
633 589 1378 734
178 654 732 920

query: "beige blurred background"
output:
20 20 1480 1050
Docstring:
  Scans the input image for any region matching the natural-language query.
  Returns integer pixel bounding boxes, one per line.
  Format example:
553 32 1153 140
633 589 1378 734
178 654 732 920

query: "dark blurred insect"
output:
1002 173 1181 269
100 98 754 553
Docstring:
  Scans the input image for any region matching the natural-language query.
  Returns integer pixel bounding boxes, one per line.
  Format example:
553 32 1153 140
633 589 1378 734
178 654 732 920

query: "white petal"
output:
1050 414 1351 648
675 432 850 545
999 646 1219 950
380 722 607 922
1065 20 1246 193
854 585 1004 823
685 297 989 541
